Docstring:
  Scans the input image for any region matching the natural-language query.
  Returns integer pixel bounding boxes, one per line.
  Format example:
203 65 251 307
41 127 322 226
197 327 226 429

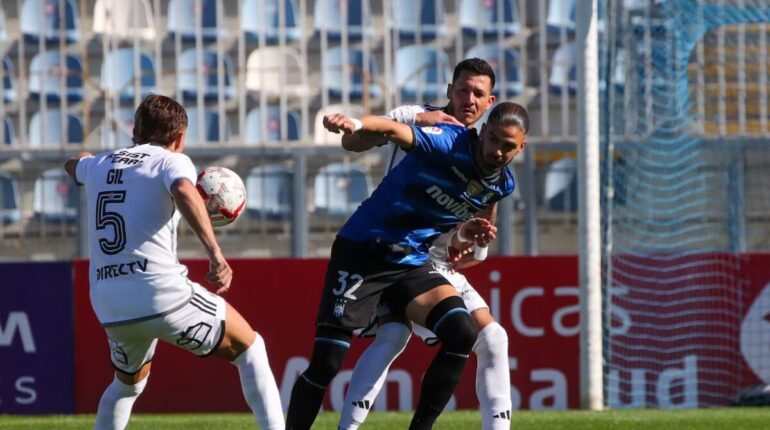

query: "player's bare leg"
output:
471 308 512 429
406 285 478 429
213 302 284 430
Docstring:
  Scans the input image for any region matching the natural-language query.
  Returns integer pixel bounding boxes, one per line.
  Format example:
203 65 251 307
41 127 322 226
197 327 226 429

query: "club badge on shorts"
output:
334 299 347 318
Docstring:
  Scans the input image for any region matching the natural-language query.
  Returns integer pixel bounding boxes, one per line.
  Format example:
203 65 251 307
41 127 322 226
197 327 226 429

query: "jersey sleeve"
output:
162 153 198 192
409 124 464 159
74 155 96 185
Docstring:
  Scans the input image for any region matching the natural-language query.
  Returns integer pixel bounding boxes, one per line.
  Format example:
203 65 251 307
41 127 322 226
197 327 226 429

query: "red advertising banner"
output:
73 256 581 413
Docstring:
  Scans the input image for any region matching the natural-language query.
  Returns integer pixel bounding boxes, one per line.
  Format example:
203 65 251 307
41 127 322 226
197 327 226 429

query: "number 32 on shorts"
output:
333 271 363 300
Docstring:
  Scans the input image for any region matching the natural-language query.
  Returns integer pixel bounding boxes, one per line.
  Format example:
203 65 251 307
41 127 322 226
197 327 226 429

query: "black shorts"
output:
316 237 450 331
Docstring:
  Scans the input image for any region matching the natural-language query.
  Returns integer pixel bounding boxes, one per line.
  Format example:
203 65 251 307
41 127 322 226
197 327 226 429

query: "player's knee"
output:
426 296 478 353
473 321 508 356
305 326 352 386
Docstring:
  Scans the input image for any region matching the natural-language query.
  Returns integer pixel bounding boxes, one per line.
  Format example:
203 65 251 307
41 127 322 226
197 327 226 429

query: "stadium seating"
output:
313 162 371 217
100 48 156 102
2 57 15 102
28 110 84 148
549 42 576 94
246 164 293 219
313 0 373 40
245 46 310 98
21 0 81 43
241 0 302 43
177 48 235 101
244 106 301 145
28 51 83 102
1 117 15 147
389 0 447 40
544 157 577 212
395 45 451 101
97 108 135 149
0 8 7 42
184 107 231 146
313 103 366 145
465 43 522 96
546 0 605 34
0 173 20 224
322 46 382 100
167 0 225 42
92 0 157 41
33 168 78 223
458 0 520 38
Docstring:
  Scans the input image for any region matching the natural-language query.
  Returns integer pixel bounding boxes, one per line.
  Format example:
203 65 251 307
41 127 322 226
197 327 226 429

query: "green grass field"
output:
2 409 770 430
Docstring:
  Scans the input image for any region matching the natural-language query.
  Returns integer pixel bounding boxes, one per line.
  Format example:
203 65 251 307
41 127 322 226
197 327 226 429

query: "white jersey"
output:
75 145 199 326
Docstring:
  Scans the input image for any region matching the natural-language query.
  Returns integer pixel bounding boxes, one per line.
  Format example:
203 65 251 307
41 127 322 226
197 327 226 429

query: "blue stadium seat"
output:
0 174 21 225
33 168 78 223
167 0 225 42
99 108 135 149
93 0 157 41
100 48 156 101
544 157 577 212
390 0 447 39
1 117 15 147
458 0 520 38
322 46 381 100
314 162 371 217
465 43 522 96
242 0 302 43
177 48 235 101
549 42 576 95
21 0 81 44
395 45 451 101
184 107 231 146
246 165 293 219
29 51 83 102
2 57 15 102
29 110 84 148
314 0 373 40
244 106 301 145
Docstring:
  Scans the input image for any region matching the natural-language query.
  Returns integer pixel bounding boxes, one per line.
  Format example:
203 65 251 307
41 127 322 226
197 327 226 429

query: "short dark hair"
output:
132 94 188 147
452 58 496 91
487 102 529 134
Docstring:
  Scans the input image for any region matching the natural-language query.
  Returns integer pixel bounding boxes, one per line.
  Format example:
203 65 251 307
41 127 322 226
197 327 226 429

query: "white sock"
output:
232 332 285 430
94 375 147 430
338 322 411 430
473 322 512 430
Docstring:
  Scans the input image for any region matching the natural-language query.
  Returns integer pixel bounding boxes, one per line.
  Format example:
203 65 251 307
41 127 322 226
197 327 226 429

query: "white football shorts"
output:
103 282 226 374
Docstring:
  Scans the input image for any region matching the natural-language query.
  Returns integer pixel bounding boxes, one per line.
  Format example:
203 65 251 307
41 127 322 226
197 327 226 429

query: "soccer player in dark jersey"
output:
286 102 529 430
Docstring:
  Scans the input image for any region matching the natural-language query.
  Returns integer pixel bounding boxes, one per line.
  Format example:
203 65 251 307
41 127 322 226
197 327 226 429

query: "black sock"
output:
410 307 477 430
286 329 351 430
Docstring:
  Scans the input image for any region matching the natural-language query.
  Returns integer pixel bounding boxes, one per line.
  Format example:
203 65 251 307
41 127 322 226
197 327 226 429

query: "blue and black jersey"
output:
338 123 515 266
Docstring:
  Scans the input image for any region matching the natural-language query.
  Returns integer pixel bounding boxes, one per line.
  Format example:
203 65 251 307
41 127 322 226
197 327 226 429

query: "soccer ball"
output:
196 166 246 227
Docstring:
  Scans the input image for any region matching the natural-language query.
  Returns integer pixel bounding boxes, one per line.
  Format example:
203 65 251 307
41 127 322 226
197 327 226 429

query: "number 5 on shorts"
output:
333 271 363 300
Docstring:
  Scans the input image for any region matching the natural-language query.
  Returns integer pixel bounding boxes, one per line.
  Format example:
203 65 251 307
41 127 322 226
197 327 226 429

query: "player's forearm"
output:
64 152 94 180
357 115 414 149
341 131 389 152
171 179 221 258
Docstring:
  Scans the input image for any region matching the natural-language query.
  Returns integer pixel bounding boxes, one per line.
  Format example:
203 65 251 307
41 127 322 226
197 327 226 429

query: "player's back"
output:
76 144 197 326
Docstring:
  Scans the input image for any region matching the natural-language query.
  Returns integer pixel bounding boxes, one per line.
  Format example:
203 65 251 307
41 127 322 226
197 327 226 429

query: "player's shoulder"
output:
501 166 516 191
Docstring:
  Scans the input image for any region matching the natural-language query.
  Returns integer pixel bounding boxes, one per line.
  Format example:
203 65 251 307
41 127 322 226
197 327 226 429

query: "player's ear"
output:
487 94 496 108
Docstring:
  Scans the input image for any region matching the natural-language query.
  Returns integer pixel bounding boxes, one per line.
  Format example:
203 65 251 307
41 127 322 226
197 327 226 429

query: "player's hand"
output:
207 252 233 294
447 242 473 263
459 217 497 247
415 111 464 127
323 114 357 134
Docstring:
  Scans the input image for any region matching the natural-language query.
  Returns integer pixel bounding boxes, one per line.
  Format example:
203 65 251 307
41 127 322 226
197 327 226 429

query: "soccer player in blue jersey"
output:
337 58 517 430
285 101 528 430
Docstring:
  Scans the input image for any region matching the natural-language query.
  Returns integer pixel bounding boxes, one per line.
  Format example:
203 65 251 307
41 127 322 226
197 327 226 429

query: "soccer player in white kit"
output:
337 59 521 430
64 95 284 430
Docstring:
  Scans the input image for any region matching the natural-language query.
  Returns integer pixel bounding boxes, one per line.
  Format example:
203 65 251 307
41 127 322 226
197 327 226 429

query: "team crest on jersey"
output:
334 299 347 318
420 126 443 135
466 180 484 197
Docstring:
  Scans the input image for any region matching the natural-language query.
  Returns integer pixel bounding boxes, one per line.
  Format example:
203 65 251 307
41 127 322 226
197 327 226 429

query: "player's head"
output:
132 94 188 152
477 102 529 172
446 58 496 127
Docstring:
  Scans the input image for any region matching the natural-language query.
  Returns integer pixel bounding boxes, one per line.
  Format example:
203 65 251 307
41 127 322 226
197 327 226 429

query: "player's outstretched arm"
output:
170 178 233 294
63 151 94 180
324 114 416 150
448 217 498 270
